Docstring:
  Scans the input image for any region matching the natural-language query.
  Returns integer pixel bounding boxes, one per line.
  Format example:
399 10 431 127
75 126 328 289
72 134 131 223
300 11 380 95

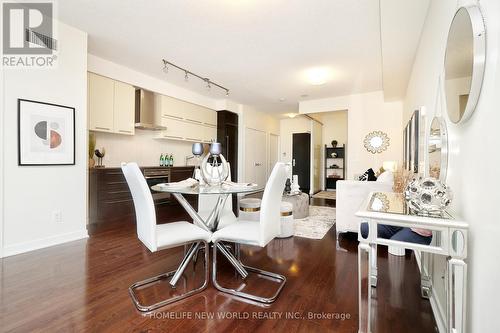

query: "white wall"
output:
1 22 88 257
321 111 348 147
279 116 311 165
300 91 403 179
404 1 500 332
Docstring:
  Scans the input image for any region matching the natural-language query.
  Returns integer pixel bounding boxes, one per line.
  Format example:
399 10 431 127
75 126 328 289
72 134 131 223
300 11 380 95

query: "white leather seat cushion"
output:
211 220 261 246
156 221 211 249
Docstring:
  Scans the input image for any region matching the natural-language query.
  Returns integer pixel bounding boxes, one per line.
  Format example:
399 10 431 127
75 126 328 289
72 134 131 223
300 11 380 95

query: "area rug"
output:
312 190 337 200
294 206 336 240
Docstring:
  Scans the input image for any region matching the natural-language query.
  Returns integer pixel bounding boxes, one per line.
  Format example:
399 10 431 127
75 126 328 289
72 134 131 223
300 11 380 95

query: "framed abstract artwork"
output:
18 99 75 166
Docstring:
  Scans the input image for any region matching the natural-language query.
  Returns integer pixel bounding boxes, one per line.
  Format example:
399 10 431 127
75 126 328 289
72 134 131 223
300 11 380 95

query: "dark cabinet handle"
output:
226 135 229 162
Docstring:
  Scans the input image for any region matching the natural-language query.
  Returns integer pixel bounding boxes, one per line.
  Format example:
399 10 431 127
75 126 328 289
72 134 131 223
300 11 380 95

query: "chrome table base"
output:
171 192 249 283
212 240 286 304
129 240 209 313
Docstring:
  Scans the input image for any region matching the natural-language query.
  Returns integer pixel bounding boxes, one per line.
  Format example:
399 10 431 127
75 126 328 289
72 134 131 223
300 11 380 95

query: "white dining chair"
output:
210 162 288 303
121 162 212 312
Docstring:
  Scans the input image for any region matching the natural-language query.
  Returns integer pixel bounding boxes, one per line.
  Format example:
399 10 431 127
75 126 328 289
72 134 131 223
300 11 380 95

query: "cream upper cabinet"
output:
113 81 135 135
154 93 217 142
202 124 217 143
88 73 114 132
88 72 136 135
157 95 187 119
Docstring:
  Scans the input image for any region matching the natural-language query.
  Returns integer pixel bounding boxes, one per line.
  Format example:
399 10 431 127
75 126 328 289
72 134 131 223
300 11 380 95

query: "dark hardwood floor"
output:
0 199 435 333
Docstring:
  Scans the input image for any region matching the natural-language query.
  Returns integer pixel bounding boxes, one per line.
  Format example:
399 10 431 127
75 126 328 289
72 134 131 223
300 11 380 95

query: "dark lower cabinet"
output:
88 166 196 227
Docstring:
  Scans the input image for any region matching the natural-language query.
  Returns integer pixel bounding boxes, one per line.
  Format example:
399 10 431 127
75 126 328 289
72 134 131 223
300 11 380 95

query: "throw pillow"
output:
358 168 377 181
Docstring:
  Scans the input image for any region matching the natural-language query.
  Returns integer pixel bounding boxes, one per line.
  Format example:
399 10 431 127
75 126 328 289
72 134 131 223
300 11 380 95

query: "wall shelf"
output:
324 144 346 190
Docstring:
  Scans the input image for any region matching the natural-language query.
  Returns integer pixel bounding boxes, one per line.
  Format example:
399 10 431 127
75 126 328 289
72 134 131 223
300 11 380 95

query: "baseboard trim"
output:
1 229 89 258
415 251 446 333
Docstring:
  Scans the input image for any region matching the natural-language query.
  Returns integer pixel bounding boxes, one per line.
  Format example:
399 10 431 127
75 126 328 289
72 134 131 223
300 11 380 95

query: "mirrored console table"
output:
356 192 468 333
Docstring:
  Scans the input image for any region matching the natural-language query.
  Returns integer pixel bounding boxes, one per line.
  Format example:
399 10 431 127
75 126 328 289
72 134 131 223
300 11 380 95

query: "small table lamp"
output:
383 161 397 172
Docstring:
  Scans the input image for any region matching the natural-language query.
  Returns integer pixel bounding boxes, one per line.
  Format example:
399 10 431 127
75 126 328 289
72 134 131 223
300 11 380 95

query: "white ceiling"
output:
57 0 428 114
380 0 430 101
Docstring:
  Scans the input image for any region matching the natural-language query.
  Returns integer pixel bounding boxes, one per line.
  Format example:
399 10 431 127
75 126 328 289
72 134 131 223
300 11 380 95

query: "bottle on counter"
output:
159 153 164 167
165 153 170 167
169 154 174 167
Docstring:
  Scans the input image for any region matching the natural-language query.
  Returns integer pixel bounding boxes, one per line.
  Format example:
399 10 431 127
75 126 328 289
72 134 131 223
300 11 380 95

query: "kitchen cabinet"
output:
113 80 135 135
154 93 217 142
155 94 185 120
88 73 114 132
161 117 186 140
88 166 197 226
203 124 217 143
88 72 135 135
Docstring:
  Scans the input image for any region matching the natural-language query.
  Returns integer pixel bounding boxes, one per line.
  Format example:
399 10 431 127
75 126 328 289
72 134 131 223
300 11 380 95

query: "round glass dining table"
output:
151 183 263 282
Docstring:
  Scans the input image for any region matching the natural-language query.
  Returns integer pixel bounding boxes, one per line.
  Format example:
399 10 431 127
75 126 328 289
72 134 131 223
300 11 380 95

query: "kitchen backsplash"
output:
92 129 195 167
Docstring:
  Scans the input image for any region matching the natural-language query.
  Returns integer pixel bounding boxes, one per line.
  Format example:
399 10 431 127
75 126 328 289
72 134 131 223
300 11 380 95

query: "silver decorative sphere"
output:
404 177 452 215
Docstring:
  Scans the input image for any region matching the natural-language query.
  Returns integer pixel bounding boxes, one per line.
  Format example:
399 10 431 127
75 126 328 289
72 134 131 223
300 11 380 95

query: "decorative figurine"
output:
200 142 229 186
284 178 292 193
94 148 105 168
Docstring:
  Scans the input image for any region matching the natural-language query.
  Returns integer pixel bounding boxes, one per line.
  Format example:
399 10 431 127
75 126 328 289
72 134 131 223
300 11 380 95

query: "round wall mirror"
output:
444 5 486 124
364 131 390 154
428 116 448 182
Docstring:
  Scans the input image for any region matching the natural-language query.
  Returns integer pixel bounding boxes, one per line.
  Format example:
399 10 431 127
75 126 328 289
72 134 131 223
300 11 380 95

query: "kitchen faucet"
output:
185 155 194 166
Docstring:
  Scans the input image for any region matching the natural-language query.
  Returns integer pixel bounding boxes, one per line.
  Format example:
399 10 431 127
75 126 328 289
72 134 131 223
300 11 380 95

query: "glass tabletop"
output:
151 183 264 195
368 191 453 219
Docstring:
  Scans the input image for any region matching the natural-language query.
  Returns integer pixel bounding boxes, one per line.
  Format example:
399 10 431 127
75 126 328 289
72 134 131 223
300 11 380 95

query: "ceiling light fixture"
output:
162 59 229 96
287 113 298 118
306 67 331 85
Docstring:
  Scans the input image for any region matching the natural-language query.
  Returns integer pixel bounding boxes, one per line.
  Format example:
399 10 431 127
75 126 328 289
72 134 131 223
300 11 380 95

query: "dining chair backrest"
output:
121 162 157 252
259 162 287 246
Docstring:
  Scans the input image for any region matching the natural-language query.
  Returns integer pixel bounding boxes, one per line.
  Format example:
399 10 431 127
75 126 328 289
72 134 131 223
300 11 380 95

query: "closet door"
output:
245 128 267 186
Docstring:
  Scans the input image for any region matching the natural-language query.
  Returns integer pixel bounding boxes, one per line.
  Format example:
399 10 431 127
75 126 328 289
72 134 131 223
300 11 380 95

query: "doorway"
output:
292 132 311 194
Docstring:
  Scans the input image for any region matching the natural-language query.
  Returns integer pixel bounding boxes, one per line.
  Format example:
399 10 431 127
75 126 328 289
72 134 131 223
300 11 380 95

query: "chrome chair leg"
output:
129 240 209 312
212 240 286 304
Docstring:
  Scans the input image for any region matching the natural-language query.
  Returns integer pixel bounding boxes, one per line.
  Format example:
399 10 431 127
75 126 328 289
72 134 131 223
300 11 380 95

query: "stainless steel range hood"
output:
134 89 166 130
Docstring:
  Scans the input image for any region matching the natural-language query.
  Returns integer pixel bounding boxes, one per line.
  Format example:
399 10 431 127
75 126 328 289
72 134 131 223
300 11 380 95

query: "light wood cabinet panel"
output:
158 95 187 119
161 117 185 140
201 109 217 126
183 121 203 142
88 73 114 132
113 81 135 135
202 124 217 143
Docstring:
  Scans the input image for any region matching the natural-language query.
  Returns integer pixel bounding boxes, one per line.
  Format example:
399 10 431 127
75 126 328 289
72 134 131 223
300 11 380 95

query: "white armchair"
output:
336 172 394 235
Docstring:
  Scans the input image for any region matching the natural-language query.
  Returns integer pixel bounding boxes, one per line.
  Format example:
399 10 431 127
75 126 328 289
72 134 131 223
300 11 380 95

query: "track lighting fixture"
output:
162 59 229 96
